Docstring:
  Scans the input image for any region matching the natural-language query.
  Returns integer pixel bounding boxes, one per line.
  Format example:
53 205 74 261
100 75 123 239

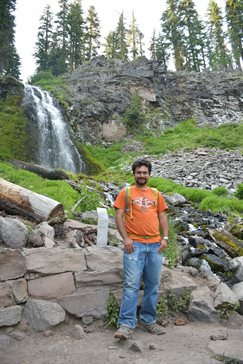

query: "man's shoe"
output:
114 326 133 340
140 322 166 335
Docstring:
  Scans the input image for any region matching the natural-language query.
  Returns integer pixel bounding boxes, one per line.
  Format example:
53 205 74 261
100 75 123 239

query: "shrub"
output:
105 293 119 329
199 195 243 214
30 70 54 83
163 217 178 268
212 186 229 197
75 185 101 213
124 91 145 128
235 183 243 200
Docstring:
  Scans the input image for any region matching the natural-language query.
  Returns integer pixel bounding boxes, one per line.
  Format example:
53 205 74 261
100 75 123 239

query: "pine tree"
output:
52 0 70 74
116 12 128 61
225 0 243 70
149 31 157 60
104 31 118 59
34 5 53 72
161 0 185 71
67 0 85 70
127 12 144 60
149 30 169 66
207 0 232 70
0 0 20 78
85 5 101 62
179 0 206 71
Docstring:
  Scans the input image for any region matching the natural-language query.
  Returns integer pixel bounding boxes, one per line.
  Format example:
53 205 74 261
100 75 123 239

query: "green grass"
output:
0 96 29 160
139 120 243 155
148 177 243 215
0 162 101 215
163 217 178 268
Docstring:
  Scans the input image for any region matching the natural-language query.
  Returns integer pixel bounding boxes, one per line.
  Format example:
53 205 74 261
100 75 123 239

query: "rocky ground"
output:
1 148 243 364
1 316 243 364
139 148 243 192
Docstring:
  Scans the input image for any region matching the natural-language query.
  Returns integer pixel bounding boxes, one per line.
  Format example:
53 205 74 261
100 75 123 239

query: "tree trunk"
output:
0 178 64 222
10 160 69 180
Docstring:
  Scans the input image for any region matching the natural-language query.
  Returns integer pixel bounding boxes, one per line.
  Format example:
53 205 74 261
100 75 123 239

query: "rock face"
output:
62 57 243 144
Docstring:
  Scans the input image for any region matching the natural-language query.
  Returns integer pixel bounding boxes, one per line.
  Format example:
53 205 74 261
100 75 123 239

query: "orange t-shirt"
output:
113 186 168 243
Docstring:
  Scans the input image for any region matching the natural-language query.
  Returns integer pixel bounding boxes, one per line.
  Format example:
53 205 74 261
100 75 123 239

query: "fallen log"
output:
10 160 69 180
0 178 64 222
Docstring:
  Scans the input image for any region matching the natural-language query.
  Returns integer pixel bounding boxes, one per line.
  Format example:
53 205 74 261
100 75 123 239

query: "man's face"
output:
134 165 150 186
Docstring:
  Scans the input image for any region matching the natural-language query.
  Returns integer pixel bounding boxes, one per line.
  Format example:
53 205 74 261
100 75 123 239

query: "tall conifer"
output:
0 0 20 78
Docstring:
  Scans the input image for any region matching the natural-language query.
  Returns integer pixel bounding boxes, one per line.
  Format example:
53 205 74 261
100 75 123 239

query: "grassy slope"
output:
0 95 29 160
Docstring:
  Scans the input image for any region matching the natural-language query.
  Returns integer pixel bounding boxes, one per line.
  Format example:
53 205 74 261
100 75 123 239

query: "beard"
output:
135 177 148 186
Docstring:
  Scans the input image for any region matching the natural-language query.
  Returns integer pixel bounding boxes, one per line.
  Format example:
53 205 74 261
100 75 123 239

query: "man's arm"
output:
158 211 169 252
115 208 134 253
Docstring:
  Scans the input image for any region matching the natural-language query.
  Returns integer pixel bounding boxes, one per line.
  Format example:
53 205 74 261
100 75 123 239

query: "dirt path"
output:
2 318 242 364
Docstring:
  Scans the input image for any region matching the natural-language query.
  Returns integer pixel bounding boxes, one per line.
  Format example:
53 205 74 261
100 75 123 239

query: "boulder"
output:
23 299 65 331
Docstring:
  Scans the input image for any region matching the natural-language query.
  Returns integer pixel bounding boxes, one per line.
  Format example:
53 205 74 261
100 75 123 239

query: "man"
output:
113 159 169 340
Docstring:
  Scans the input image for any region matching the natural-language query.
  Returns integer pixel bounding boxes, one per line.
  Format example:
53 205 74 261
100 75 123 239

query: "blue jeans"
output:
118 242 163 329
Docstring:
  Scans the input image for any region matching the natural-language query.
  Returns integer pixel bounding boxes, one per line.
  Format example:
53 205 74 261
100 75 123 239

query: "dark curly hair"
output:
132 159 152 174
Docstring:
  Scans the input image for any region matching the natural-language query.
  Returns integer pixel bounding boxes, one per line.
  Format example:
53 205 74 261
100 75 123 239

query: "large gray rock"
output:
229 256 243 282
23 247 86 274
0 249 26 281
0 282 14 307
232 282 243 314
57 288 110 318
28 272 75 299
0 305 23 326
208 340 243 363
75 269 123 287
160 267 199 295
85 245 123 272
0 217 28 248
188 286 218 322
0 279 27 307
23 299 65 331
35 222 55 239
8 278 28 304
214 282 239 309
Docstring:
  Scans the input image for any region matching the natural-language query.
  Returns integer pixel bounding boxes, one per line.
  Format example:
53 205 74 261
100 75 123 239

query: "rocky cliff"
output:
62 56 243 144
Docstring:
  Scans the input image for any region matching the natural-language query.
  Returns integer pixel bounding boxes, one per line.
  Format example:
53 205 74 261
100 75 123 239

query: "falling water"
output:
23 85 85 173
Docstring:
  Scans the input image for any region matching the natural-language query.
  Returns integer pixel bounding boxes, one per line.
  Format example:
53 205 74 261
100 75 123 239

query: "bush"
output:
124 91 145 128
235 183 243 200
212 186 229 197
76 185 101 213
105 293 119 329
30 70 54 84
199 195 243 214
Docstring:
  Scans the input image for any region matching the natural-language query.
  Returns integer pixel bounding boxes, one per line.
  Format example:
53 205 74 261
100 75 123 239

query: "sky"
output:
14 0 226 82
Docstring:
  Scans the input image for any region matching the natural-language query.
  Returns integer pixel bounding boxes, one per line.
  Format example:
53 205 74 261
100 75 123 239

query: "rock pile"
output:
150 148 243 192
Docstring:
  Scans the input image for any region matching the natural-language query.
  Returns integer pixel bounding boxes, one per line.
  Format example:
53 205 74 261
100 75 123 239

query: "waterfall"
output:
23 85 85 173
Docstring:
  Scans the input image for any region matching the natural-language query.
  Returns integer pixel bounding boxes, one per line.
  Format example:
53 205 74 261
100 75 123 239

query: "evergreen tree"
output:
207 0 232 70
52 0 70 74
67 0 85 70
225 0 243 70
161 0 185 71
149 30 169 66
85 5 101 61
127 12 144 60
149 31 157 60
179 0 206 71
34 5 53 72
116 12 128 61
138 31 144 57
0 0 20 78
104 31 118 59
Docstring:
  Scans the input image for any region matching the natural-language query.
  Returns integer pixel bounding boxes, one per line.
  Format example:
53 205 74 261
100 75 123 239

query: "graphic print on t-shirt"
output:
132 196 156 212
